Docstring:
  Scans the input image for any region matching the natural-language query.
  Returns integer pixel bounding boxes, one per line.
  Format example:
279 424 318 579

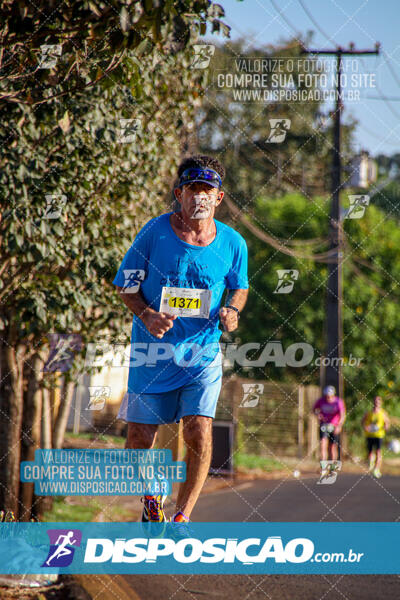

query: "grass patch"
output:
348 434 400 460
106 505 136 522
42 497 100 522
234 452 285 472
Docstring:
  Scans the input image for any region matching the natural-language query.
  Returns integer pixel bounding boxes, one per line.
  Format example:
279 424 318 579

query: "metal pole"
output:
301 45 380 400
325 51 343 398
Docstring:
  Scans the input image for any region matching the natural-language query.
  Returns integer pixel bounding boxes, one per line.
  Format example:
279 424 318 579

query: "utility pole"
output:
301 44 379 399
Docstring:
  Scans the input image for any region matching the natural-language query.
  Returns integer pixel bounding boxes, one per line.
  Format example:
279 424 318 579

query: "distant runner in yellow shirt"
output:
362 396 390 478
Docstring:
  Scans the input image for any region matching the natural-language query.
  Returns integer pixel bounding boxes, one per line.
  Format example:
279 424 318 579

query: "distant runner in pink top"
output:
312 386 346 461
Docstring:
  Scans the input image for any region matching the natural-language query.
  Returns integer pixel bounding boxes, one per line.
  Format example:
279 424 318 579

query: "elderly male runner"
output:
113 155 248 525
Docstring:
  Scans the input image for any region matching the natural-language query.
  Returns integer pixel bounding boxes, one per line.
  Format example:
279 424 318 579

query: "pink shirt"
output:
313 396 345 425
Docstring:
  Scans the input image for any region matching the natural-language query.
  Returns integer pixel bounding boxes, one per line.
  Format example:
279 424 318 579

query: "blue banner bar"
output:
0 523 398 574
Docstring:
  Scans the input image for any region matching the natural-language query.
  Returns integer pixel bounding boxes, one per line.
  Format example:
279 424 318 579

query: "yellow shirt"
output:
364 409 387 438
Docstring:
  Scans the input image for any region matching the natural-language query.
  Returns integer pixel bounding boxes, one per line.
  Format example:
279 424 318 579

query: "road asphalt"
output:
117 473 400 600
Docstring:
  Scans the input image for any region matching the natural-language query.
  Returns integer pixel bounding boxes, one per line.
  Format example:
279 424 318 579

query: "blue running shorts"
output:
117 364 222 425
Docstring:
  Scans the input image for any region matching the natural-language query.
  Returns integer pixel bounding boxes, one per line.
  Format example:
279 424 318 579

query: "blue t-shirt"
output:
113 212 248 393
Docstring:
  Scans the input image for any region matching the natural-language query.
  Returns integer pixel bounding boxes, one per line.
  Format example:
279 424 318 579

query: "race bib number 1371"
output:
160 286 211 318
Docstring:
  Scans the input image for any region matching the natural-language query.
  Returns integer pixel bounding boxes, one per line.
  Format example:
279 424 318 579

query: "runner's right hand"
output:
141 310 177 339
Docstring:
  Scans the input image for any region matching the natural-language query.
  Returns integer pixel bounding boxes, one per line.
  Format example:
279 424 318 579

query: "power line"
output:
267 3 398 157
371 84 400 120
269 0 303 42
301 44 379 399
350 261 388 298
224 196 336 261
358 123 400 147
297 0 335 46
361 95 400 102
382 50 400 90
297 0 395 104
281 4 397 148
359 57 400 121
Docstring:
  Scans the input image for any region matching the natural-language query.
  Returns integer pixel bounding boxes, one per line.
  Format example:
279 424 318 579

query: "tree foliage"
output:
0 0 230 104
371 180 400 220
196 37 356 208
0 0 230 517
232 193 400 430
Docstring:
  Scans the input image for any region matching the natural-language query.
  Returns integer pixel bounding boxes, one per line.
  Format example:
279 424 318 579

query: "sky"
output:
208 0 400 157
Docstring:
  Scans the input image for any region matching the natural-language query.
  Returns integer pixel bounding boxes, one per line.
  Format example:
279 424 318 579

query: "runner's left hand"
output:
334 426 342 435
219 307 239 332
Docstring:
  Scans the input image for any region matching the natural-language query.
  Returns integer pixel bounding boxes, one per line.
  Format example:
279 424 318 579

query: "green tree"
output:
371 180 400 220
0 0 230 518
232 193 400 432
195 37 356 209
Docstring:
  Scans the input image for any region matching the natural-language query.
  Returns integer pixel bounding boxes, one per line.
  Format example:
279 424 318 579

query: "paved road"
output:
121 474 400 600
192 473 400 522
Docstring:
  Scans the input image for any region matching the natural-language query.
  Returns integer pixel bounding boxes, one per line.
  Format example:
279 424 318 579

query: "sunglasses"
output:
178 168 222 189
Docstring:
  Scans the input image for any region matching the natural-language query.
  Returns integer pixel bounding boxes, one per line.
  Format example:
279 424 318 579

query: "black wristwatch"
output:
225 305 240 319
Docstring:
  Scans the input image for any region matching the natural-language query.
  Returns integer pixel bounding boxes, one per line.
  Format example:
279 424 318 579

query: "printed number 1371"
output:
169 297 201 309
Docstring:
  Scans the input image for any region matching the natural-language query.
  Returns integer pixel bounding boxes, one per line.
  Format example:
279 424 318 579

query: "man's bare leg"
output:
125 422 158 449
175 415 213 519
125 422 167 522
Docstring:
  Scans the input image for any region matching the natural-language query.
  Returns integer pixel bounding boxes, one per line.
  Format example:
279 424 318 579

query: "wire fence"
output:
216 378 321 458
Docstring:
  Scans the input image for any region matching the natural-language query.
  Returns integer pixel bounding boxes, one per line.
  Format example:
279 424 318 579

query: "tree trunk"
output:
19 352 43 521
0 342 26 518
34 386 53 517
41 387 52 449
53 378 74 449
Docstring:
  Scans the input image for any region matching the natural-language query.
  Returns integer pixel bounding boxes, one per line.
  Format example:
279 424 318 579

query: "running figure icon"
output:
45 531 77 566
274 269 299 294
